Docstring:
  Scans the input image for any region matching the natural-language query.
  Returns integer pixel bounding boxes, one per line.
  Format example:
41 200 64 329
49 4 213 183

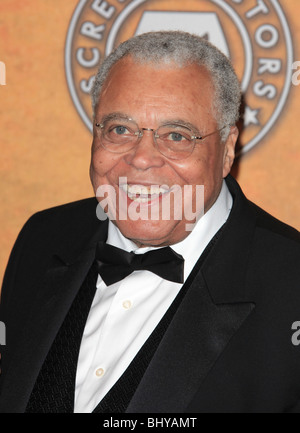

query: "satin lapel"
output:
0 220 108 413
126 271 254 413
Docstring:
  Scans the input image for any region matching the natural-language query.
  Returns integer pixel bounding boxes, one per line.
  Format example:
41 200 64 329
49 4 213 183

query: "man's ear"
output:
223 126 239 178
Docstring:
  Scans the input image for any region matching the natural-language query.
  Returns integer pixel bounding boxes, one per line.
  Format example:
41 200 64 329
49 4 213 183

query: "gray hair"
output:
91 31 241 142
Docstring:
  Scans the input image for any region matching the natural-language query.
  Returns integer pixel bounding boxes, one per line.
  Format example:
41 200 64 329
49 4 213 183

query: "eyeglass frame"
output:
94 117 227 160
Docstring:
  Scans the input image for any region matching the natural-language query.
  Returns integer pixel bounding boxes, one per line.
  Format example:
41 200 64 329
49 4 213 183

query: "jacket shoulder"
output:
27 197 98 226
226 174 299 244
19 198 99 238
249 200 299 245
0 198 102 314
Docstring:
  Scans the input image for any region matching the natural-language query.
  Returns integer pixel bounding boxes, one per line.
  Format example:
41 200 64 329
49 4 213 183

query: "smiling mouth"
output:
119 184 171 203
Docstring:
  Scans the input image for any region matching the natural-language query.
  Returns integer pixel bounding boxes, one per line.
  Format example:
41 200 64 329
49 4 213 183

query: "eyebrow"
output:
98 112 201 134
98 112 133 123
161 118 201 134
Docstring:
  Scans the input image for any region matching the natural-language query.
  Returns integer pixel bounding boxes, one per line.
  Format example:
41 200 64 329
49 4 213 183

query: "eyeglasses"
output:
95 116 226 160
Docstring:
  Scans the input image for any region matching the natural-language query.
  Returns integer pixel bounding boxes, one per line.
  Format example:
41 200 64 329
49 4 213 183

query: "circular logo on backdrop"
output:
65 0 293 154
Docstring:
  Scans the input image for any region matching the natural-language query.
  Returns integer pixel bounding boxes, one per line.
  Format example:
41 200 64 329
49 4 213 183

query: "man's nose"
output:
124 129 165 170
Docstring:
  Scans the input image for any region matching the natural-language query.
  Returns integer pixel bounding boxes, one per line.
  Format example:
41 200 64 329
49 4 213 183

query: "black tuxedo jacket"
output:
0 175 299 413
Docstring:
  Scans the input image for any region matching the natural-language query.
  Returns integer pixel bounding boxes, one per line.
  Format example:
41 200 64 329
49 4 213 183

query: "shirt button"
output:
95 368 105 378
122 300 132 310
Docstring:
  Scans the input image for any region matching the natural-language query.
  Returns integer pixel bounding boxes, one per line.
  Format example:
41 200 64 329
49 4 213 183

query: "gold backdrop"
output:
0 0 299 287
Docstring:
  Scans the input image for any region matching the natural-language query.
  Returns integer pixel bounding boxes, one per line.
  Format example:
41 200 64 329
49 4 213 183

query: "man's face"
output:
90 57 238 247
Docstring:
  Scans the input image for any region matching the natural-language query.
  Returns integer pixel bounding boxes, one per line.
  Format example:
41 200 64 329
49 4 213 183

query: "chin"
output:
115 219 182 248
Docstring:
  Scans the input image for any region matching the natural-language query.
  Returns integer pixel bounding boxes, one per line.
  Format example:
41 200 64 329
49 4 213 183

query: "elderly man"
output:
0 32 299 414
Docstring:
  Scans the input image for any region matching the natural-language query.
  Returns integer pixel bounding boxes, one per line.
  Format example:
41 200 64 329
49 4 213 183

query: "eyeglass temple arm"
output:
195 125 228 141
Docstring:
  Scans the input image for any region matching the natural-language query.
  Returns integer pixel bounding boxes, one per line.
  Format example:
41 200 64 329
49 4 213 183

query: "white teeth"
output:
120 184 169 202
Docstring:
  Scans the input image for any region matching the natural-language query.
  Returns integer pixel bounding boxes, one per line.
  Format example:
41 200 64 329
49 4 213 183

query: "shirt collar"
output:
171 180 232 279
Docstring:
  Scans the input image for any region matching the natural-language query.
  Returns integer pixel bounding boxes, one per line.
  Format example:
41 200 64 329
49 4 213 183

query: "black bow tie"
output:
95 241 184 286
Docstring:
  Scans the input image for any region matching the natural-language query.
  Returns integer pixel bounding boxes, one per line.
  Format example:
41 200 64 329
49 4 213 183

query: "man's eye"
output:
168 132 187 142
112 125 129 135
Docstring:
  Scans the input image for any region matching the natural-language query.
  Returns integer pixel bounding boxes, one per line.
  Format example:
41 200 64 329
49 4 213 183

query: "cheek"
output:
196 142 224 176
172 147 224 207
170 154 208 186
90 150 105 178
90 145 119 179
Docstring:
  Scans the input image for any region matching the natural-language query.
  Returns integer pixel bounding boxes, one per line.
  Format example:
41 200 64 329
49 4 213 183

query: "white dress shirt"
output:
74 180 233 413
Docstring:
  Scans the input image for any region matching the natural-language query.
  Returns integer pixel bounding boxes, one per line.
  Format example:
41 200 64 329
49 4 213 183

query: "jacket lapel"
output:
0 220 108 413
127 176 257 413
